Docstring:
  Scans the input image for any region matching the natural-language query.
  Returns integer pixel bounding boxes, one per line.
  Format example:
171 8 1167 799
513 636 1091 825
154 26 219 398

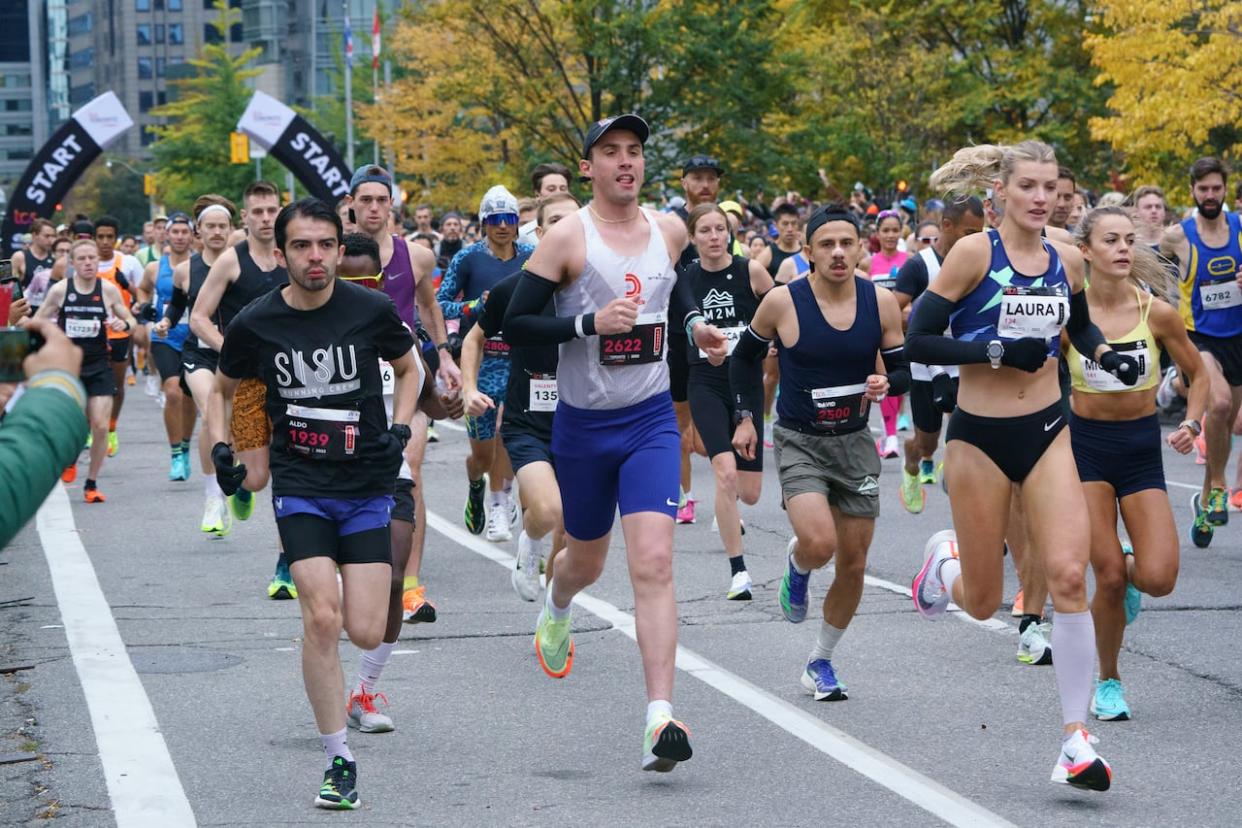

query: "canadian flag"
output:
371 7 381 71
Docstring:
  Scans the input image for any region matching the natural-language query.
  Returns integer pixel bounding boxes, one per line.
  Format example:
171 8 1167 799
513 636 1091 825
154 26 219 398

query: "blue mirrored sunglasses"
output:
482 213 519 226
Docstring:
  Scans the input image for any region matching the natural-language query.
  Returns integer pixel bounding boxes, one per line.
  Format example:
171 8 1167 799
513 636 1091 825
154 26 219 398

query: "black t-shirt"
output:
218 280 415 498
894 248 941 301
477 272 558 442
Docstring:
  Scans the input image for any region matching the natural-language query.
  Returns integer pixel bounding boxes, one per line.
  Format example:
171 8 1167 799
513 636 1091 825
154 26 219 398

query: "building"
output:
0 0 61 202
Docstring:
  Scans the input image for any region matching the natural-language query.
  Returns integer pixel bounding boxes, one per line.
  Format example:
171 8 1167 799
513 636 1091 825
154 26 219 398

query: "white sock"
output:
684 490 694 503
488 490 504 508
938 556 961 600
320 727 353 768
808 621 845 663
204 473 221 497
503 478 513 496
545 584 571 620
789 551 811 576
356 641 394 694
646 699 672 727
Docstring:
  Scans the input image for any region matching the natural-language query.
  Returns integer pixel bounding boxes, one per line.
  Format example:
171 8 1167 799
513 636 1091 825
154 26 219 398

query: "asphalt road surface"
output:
3 388 1240 827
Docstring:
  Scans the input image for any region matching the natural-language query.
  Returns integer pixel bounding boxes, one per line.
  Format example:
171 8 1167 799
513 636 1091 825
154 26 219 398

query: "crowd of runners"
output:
6 113 1241 810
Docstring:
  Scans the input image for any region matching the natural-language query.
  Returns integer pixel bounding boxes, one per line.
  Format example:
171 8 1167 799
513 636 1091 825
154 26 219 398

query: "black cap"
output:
582 114 650 159
682 155 723 176
167 210 193 229
805 205 861 242
71 220 95 238
350 164 393 195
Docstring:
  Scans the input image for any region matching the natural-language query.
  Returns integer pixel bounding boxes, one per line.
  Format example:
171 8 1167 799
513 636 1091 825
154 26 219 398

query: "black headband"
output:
805 207 860 241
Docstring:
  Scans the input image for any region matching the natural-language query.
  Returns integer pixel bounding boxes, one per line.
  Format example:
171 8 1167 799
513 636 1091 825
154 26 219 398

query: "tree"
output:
1087 0 1242 193
148 0 287 208
59 160 150 233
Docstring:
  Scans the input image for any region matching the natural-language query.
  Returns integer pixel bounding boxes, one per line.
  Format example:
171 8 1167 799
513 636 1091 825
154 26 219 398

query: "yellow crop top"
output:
1068 285 1161 394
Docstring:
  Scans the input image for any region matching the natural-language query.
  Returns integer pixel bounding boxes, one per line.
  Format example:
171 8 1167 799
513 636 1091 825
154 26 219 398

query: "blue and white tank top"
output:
153 254 190 351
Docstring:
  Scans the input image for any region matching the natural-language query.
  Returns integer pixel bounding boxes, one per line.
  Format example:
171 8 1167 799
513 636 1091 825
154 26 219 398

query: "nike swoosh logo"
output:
184 363 196 370
1044 417 1062 432
386 273 399 280
665 498 678 507
275 497 283 510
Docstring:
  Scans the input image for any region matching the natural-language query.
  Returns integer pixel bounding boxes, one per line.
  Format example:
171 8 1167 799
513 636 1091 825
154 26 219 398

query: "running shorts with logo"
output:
231 377 272 453
274 495 394 565
773 424 880 518
109 337 131 363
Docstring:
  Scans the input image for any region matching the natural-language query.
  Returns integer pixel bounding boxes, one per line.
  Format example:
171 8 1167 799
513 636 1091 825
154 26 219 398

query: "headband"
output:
196 204 233 224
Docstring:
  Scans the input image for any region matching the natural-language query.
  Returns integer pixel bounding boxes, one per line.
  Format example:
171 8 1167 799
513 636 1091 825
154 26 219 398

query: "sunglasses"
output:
917 236 937 244
877 210 901 220
482 214 519 226
339 273 383 289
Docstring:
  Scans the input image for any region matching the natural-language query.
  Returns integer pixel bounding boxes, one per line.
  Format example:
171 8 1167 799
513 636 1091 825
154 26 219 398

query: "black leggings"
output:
945 401 1065 482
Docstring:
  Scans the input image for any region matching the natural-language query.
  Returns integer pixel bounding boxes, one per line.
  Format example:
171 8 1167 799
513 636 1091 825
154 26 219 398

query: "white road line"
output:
862 574 1015 634
1165 479 1199 491
435 418 467 432
426 510 1017 828
36 485 196 828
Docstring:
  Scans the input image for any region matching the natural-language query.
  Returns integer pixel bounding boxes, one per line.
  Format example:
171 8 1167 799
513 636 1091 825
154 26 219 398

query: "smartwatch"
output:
1179 419 1202 437
733 408 754 426
436 342 451 352
986 339 1003 370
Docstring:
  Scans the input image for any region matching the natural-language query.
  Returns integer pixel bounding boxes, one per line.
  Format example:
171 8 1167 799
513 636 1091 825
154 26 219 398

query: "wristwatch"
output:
986 339 1003 370
389 423 413 447
435 342 451 352
733 409 754 426
1179 419 1202 437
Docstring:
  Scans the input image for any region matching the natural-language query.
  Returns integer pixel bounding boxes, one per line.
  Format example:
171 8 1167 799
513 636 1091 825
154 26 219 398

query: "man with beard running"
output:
209 198 420 809
11 218 57 314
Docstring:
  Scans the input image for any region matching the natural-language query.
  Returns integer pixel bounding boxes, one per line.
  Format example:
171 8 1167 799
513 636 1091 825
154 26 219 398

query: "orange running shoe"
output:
84 488 106 504
1011 588 1025 618
1230 490 1242 512
61 465 77 483
401 585 437 623
1195 418 1207 465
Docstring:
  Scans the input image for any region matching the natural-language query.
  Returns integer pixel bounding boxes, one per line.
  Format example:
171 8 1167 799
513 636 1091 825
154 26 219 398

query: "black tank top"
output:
776 276 882 434
19 248 55 308
217 240 287 329
766 243 800 278
185 253 216 353
59 278 110 372
686 255 760 367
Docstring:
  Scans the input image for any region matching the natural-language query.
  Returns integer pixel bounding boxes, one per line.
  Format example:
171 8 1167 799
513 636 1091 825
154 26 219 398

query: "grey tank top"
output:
555 206 676 409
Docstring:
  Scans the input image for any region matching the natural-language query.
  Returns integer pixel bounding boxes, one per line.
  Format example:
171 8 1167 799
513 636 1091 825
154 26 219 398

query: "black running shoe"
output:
315 756 360 810
464 476 487 535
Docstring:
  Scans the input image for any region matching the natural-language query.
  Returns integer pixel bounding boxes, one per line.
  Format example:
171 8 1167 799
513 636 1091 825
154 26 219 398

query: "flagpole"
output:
344 1 355 171
371 1 379 166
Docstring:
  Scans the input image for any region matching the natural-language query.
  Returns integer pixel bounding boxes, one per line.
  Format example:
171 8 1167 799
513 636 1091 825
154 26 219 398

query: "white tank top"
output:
555 206 676 409
910 245 959 381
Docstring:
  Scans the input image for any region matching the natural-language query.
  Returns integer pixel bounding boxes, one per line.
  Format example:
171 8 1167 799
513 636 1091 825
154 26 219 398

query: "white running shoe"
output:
1051 728 1112 791
727 570 752 601
200 495 231 537
710 514 746 535
347 686 394 733
512 531 544 602
145 373 159 397
1017 620 1053 665
485 503 513 542
881 435 900 458
508 494 520 528
912 529 958 620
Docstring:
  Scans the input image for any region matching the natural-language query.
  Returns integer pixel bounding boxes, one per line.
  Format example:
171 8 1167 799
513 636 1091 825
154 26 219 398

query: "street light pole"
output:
106 156 156 219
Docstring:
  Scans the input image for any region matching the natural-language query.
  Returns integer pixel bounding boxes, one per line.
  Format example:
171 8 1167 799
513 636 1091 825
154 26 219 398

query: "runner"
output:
908 140 1139 791
1131 186 1167 251
94 216 145 458
518 162 572 246
208 197 420 810
731 204 908 700
1160 157 1242 547
10 218 56 314
136 214 167 266
437 185 533 541
155 195 237 536
1064 206 1207 721
35 239 138 501
190 180 294 598
753 203 804 278
892 195 985 512
503 113 727 771
463 192 580 599
1050 167 1077 231
869 210 909 458
683 203 774 599
137 212 197 482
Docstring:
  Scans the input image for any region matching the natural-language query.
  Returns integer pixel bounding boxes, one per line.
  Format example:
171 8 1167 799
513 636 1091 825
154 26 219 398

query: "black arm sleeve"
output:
669 263 703 332
164 286 188 325
502 270 592 346
1065 288 1107 360
881 346 911 396
905 291 990 365
729 326 770 415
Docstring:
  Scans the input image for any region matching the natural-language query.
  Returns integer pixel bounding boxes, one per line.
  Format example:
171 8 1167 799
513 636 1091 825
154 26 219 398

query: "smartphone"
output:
0 328 42 382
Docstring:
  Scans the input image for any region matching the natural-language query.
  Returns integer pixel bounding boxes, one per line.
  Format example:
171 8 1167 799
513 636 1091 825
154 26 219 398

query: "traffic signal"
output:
230 132 250 164
143 174 155 196
895 180 909 193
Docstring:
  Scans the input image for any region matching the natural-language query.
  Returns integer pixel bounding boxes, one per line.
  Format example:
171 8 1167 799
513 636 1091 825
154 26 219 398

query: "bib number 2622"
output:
599 312 667 367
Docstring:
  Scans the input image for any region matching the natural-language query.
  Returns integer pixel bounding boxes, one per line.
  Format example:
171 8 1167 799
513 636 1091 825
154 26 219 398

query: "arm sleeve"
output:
893 256 928 299
1065 288 1108 359
164 285 188 325
435 248 469 320
729 326 770 414
881 346 911 396
502 271 585 345
669 263 704 332
905 291 991 365
477 275 514 339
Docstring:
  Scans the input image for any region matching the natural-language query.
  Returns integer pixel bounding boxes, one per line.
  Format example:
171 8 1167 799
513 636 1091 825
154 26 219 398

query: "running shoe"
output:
534 605 574 679
402 585 437 623
779 538 809 623
85 433 92 449
107 430 118 457
176 452 192 481
1122 543 1141 625
200 495 231 538
1090 678 1131 722
939 462 948 493
676 497 697 525
168 454 185 482
267 558 297 600
1010 588 1025 618
900 468 925 514
126 372 135 386
315 756 360 810
156 392 165 410
727 570 752 601
347 686 394 733
485 502 512 542
801 658 848 701
897 414 911 432
1189 492 1214 548
1155 366 1179 409
61 465 77 484
1051 728 1112 791
145 373 159 397
227 488 255 521
512 532 543 602
912 529 958 620
1017 620 1053 665
1205 486 1228 526
508 494 520 528
1194 425 1207 465
709 514 746 535
642 715 692 772
84 487 106 504
919 458 936 485
1230 489 1242 512
464 476 487 535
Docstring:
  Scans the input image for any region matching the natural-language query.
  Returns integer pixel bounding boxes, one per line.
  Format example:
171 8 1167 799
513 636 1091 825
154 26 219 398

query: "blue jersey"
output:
436 240 534 322
950 229 1069 359
1178 212 1242 338
153 254 190 351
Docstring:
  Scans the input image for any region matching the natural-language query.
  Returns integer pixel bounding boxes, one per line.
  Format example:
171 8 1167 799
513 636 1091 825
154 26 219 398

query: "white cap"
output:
478 185 519 221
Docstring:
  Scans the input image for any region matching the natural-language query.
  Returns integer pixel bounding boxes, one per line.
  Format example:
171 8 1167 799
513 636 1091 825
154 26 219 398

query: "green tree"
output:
59 160 151 233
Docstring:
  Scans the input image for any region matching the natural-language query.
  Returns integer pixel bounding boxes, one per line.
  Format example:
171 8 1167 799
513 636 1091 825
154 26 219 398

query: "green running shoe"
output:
228 487 255 521
900 468 925 514
1189 492 1214 548
642 715 693 772
464 475 487 535
1205 486 1229 526
918 458 936 485
534 605 574 678
1121 543 1141 625
267 556 297 600
107 430 118 457
315 756 360 810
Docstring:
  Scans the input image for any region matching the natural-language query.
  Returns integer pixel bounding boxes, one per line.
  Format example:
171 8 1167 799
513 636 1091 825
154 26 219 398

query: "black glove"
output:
999 338 1050 373
211 441 247 496
138 302 158 323
930 372 957 413
389 423 412 448
1099 350 1141 387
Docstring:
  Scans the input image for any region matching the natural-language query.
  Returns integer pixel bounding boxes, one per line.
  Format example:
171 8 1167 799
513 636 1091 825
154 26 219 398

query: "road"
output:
2 388 1240 827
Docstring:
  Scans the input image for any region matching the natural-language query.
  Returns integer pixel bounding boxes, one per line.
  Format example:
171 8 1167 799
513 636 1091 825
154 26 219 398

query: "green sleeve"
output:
0 387 89 547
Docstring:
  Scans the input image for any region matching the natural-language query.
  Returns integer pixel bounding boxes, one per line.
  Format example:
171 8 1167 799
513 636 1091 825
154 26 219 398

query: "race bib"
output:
872 276 898 291
997 285 1069 340
1199 280 1242 311
379 360 395 396
599 312 667 366
282 404 364 461
65 317 101 339
528 374 558 412
698 324 747 359
1080 339 1151 392
810 382 870 433
483 335 511 360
